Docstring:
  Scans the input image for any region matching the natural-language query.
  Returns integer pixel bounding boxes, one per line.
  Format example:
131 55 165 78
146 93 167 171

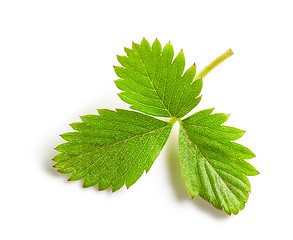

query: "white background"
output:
1 0 292 239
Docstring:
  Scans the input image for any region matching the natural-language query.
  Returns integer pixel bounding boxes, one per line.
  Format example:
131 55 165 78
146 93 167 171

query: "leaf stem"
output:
194 49 234 80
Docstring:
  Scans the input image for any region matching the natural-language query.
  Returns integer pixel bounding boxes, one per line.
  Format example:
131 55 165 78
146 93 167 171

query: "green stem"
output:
194 49 234 80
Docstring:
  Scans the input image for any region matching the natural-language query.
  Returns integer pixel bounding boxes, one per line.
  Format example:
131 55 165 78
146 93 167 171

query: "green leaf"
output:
178 109 258 215
114 38 203 118
53 39 258 215
54 109 173 191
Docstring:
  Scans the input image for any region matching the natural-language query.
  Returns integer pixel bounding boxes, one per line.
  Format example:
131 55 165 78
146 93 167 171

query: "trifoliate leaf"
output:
114 38 202 118
53 39 258 215
54 109 173 191
178 109 258 215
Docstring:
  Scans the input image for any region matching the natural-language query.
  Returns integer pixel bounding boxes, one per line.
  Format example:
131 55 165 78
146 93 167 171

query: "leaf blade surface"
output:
115 38 202 118
178 109 258 214
54 109 173 191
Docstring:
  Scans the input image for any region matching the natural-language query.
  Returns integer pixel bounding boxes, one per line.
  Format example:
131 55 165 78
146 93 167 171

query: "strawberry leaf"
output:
53 38 258 215
54 109 173 191
178 109 258 215
114 38 202 118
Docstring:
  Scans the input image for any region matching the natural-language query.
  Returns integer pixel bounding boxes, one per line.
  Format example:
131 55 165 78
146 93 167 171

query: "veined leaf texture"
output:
54 38 258 215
